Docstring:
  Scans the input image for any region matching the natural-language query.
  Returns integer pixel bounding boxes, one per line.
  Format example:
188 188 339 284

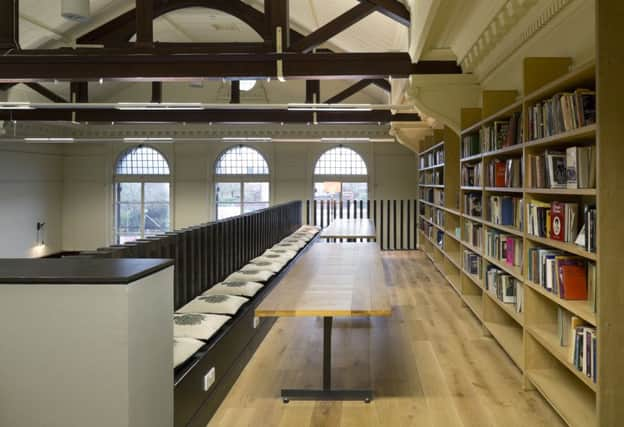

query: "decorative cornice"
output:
462 0 576 74
3 122 395 141
460 0 542 72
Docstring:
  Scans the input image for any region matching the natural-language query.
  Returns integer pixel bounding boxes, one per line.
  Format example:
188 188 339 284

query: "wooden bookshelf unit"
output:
418 55 624 426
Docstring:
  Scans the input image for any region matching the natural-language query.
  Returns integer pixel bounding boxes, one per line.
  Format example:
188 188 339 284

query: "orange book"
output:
495 162 506 187
558 259 587 300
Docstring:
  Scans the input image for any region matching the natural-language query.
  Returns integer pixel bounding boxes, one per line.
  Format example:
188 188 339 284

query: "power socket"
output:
203 367 216 392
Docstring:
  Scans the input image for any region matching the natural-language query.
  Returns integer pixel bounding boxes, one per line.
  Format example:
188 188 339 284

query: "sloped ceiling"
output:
12 0 409 104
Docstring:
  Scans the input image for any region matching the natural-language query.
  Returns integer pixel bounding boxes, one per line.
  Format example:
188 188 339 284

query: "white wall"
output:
61 140 417 251
0 143 63 257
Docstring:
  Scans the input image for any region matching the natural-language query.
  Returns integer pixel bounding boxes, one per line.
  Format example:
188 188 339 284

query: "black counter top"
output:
0 258 174 284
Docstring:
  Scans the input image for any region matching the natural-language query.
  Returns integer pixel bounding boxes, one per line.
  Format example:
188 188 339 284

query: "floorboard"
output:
207 251 564 427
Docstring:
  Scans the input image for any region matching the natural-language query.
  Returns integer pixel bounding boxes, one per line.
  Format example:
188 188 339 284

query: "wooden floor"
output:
207 251 564 427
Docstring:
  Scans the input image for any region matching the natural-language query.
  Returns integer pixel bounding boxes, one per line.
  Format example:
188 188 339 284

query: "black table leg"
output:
281 316 373 403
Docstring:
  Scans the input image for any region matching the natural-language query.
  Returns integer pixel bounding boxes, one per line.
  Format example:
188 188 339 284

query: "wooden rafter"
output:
289 2 377 53
0 51 461 82
358 0 410 26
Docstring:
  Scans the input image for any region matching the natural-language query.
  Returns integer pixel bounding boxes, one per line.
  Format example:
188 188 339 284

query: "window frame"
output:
214 145 271 220
113 145 173 244
313 147 369 202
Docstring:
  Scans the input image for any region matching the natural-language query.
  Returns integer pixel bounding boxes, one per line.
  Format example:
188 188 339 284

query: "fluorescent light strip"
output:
287 103 373 112
123 137 173 143
24 137 75 143
0 102 33 110
221 137 272 142
116 103 204 111
320 137 370 143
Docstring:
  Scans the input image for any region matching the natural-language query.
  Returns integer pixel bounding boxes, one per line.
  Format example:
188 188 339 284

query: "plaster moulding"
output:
406 73 480 135
389 123 433 153
459 0 540 73
5 122 395 141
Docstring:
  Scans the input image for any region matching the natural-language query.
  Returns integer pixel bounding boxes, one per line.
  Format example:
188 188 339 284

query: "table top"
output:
319 218 377 239
255 242 391 318
0 258 174 285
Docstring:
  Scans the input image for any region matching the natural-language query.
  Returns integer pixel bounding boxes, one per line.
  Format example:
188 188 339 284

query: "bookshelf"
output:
417 55 624 426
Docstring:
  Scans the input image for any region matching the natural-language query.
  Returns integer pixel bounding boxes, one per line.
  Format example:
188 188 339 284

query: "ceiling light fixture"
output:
0 102 33 110
221 137 272 142
115 103 204 111
287 103 373 112
123 137 173 143
24 137 75 143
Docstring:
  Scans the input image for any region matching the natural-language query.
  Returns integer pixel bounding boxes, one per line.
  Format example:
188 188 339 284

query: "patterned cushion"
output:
297 225 320 234
241 259 285 273
226 269 274 283
273 241 305 251
289 232 313 242
253 253 293 265
203 281 264 298
174 337 204 368
177 294 248 315
174 313 230 341
264 248 298 259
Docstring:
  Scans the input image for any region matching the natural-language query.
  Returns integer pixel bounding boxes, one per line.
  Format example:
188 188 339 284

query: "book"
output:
566 146 578 189
558 258 587 300
495 161 506 187
546 151 567 188
550 201 565 241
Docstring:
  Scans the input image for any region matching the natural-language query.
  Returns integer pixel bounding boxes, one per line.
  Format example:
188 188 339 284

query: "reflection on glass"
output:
145 182 170 203
216 182 241 203
342 182 368 201
144 203 170 234
118 182 141 202
243 182 269 203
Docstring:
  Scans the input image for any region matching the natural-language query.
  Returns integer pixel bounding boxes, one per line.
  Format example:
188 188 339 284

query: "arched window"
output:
215 146 270 219
313 146 369 208
114 146 172 244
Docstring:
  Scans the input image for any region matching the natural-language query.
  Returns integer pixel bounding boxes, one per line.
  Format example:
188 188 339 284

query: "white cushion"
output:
177 294 248 315
264 248 298 259
203 281 264 298
253 253 293 265
174 313 230 341
290 232 313 242
226 269 274 283
298 225 320 234
174 337 204 368
274 241 305 251
241 259 285 273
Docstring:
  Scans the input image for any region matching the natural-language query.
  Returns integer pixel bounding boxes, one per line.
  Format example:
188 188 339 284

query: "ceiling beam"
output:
306 80 320 103
289 2 377 53
1 0 20 53
135 0 154 46
266 0 290 50
0 108 421 124
230 80 240 104
358 0 410 26
151 81 162 103
25 83 67 103
76 0 298 46
69 82 89 103
0 51 461 81
324 79 375 103
372 79 391 92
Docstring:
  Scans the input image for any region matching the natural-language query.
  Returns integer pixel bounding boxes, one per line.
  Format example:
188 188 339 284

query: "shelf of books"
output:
459 58 600 425
418 127 462 296
418 57 609 426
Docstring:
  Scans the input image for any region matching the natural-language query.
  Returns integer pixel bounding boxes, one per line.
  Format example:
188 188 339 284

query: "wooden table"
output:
256 242 391 402
319 218 377 241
